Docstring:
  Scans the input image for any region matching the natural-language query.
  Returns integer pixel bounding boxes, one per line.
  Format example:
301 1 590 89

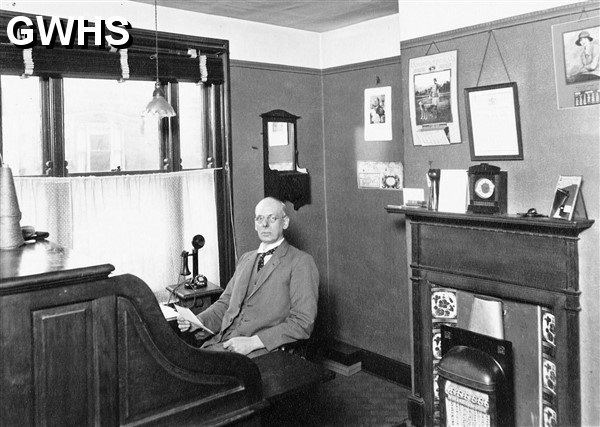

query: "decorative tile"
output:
431 289 457 319
543 359 557 395
432 330 442 360
543 405 557 427
542 311 556 347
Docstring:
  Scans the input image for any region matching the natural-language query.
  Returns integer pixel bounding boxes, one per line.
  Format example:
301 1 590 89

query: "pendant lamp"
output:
143 0 176 118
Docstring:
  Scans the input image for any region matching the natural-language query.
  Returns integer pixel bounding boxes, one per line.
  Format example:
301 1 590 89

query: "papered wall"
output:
400 6 600 424
321 59 408 362
230 58 409 362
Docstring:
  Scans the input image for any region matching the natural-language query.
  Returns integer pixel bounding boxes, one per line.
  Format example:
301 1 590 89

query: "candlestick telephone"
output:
179 234 207 289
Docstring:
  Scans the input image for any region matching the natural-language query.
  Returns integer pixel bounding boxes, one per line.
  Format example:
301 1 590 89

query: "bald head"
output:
256 197 286 216
254 197 289 243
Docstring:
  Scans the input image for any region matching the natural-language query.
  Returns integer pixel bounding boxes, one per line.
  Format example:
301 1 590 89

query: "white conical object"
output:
468 295 504 339
0 164 25 249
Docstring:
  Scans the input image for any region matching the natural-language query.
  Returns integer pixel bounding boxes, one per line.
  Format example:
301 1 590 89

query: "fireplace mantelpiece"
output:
386 206 594 427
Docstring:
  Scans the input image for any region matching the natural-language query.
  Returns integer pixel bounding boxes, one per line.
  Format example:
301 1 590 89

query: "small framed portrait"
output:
549 175 582 221
552 17 600 109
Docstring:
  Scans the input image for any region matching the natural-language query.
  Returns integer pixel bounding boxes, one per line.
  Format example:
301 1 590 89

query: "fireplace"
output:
386 207 594 427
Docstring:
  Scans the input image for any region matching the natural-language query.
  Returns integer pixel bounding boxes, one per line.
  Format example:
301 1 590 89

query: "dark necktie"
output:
257 248 276 272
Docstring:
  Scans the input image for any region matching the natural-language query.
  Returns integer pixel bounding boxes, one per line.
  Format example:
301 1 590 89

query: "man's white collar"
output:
258 237 284 253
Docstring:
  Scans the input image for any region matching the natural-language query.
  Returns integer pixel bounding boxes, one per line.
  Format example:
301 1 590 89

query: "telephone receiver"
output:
180 234 208 289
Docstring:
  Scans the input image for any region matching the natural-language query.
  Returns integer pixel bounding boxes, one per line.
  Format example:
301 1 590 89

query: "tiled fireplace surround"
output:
386 207 594 427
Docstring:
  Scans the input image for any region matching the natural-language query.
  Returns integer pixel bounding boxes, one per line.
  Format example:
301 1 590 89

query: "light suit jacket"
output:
198 240 319 352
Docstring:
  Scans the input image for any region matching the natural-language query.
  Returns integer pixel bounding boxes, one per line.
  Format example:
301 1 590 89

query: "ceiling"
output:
132 0 399 33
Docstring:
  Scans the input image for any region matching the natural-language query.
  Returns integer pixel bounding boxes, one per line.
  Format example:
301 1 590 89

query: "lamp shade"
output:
0 164 25 249
143 82 176 118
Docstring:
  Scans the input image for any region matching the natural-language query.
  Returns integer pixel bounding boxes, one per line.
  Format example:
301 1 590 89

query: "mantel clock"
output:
467 163 507 214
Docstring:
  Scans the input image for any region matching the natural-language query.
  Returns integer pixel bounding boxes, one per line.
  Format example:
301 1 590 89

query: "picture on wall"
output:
409 50 461 146
551 17 600 109
356 161 403 190
364 86 392 141
464 82 523 161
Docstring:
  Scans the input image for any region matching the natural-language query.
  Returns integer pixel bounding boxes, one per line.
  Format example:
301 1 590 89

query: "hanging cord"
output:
577 7 589 21
476 30 511 87
425 41 441 56
153 0 159 84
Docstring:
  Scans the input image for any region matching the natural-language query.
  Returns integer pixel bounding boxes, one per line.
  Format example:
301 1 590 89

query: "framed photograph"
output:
364 86 392 141
552 17 600 109
464 82 523 161
549 175 582 220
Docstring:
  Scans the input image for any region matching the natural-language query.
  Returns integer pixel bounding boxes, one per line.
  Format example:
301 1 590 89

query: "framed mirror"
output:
267 121 296 171
261 110 299 172
261 110 310 210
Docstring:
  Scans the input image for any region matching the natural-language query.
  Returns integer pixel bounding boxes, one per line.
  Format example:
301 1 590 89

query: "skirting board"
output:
324 340 412 388
359 348 411 389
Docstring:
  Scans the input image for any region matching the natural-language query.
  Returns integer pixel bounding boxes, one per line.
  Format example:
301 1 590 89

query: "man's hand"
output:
223 336 264 355
177 316 199 333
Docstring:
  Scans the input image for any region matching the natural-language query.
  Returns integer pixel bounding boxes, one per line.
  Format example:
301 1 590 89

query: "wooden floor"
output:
262 369 411 426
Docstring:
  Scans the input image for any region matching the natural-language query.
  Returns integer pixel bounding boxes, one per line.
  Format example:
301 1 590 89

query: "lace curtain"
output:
14 169 220 302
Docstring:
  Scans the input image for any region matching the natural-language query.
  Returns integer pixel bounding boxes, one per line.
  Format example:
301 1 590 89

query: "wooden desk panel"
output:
0 241 264 426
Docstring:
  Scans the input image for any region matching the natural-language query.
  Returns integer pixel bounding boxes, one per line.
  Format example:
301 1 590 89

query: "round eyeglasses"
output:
254 215 286 224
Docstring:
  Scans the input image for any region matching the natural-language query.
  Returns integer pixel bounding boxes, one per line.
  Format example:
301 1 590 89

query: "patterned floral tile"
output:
431 289 457 320
543 359 557 395
543 405 557 427
542 311 556 347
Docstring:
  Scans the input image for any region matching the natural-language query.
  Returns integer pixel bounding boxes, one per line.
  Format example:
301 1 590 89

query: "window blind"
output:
0 10 226 83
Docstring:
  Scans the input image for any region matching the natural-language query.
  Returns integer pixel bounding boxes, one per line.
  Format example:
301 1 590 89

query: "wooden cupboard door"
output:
31 298 117 426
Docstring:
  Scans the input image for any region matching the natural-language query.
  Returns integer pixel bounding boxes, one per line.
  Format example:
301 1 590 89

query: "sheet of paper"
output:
160 304 178 321
414 128 450 146
437 169 468 213
174 304 215 335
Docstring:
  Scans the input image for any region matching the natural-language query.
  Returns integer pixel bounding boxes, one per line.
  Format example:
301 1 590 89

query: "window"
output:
179 82 208 170
1 10 237 287
1 76 213 176
63 78 161 173
0 75 43 175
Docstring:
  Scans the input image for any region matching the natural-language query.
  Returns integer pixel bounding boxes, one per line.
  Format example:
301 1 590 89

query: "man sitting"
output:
177 197 319 358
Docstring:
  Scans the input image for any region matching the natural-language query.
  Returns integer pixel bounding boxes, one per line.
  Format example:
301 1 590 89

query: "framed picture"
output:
551 17 600 109
549 175 582 220
464 82 523 161
364 86 392 141
408 50 461 146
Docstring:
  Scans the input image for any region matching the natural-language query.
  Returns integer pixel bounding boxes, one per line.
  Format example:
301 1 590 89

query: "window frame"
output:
0 10 227 178
0 10 236 285
1 75 211 177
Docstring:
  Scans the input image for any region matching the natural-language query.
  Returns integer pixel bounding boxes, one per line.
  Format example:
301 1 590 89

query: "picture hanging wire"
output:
475 30 512 87
577 7 589 21
425 41 441 56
